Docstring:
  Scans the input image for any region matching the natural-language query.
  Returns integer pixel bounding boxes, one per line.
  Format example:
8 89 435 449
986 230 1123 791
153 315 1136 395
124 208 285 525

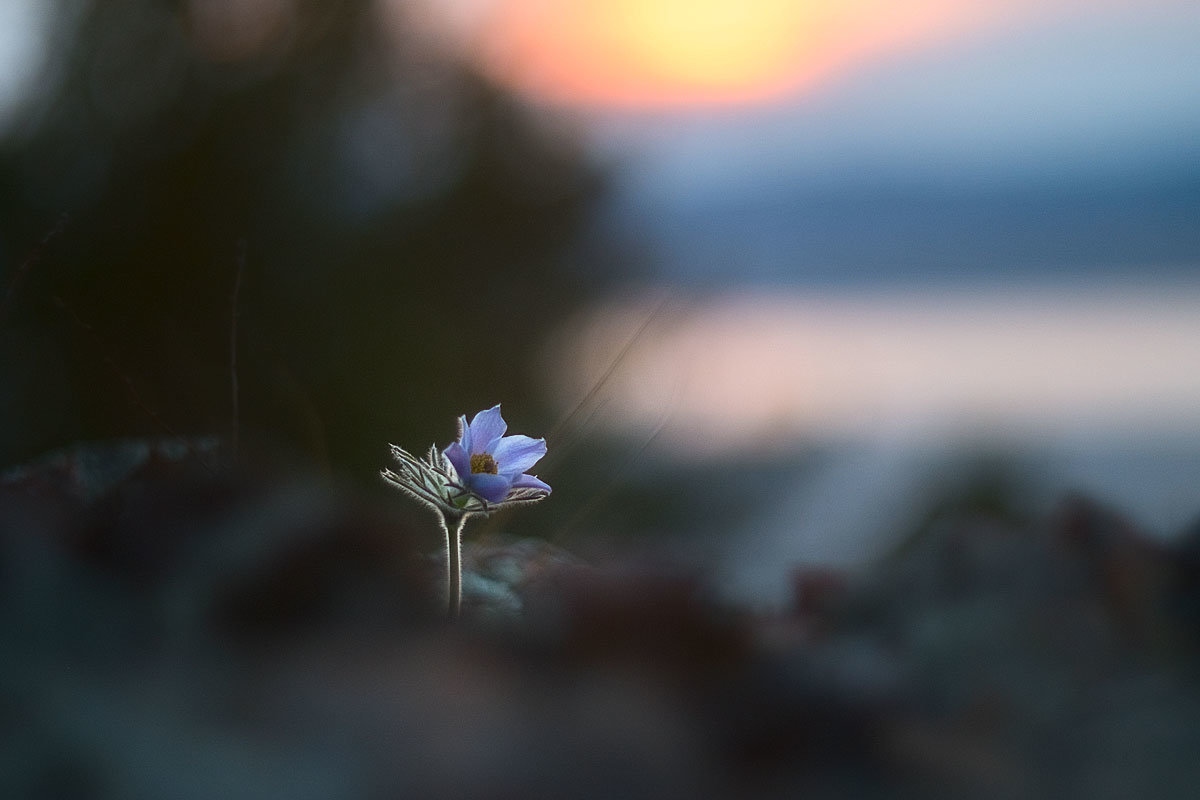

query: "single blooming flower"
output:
443 404 551 504
382 404 550 619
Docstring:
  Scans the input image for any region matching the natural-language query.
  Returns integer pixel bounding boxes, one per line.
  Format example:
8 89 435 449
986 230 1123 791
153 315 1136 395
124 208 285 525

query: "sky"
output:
414 0 1200 183
402 0 1200 291
0 0 55 135
423 0 1051 106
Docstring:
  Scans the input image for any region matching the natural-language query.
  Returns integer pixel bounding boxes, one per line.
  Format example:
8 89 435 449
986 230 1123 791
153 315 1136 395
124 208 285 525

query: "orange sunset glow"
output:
451 0 1021 106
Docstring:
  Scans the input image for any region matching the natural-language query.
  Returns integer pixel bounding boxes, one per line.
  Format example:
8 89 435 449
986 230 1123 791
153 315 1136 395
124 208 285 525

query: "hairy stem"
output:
443 511 467 621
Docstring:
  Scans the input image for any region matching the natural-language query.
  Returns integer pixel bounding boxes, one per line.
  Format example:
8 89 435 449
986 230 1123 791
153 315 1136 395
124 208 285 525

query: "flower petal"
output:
469 405 507 453
511 473 551 493
468 472 513 503
492 435 547 474
443 441 469 481
457 415 472 453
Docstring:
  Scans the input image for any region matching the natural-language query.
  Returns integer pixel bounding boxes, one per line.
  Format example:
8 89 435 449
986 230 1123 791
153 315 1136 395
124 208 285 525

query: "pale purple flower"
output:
443 404 551 504
382 404 550 619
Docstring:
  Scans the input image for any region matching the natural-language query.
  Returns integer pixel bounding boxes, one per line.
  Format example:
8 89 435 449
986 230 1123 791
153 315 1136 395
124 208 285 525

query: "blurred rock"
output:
3 441 1200 798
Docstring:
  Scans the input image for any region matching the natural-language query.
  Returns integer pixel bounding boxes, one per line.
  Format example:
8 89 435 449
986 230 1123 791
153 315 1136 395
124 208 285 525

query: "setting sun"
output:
601 0 815 93
431 0 1017 107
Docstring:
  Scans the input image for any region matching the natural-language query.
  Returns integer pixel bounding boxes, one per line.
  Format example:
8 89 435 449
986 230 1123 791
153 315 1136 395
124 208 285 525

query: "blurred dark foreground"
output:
4 439 1200 800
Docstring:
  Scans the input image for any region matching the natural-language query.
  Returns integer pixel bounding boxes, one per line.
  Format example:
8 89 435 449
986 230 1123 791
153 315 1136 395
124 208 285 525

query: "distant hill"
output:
603 168 1200 287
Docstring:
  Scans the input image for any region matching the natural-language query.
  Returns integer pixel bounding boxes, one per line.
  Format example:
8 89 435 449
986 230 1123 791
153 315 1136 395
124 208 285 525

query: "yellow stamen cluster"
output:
470 453 499 475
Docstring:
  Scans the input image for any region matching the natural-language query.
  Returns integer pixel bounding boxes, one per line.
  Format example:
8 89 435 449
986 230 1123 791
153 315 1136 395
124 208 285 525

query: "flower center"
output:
470 453 498 475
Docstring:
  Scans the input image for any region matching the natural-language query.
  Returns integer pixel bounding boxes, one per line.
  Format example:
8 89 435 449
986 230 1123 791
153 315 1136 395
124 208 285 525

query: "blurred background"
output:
4 0 1198 602
4 1 1200 797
